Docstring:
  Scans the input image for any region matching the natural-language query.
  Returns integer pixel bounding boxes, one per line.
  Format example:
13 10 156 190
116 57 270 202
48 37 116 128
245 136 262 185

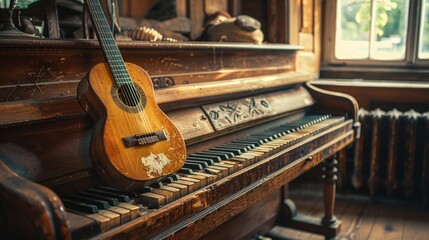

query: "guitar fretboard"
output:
86 0 131 86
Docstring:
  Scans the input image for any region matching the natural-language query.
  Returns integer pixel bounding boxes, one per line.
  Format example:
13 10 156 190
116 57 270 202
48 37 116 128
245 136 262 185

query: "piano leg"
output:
321 155 341 239
275 155 341 240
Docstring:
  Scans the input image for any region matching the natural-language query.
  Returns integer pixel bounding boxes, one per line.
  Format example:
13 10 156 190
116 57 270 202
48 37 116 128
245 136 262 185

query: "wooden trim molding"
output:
313 79 429 110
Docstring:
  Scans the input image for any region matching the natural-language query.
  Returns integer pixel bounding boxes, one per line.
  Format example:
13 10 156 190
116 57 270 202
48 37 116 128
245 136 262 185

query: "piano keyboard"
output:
62 114 345 233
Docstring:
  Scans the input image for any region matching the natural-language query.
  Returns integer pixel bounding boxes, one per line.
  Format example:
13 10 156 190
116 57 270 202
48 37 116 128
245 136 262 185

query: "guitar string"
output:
89 1 155 135
90 4 148 132
91 5 157 146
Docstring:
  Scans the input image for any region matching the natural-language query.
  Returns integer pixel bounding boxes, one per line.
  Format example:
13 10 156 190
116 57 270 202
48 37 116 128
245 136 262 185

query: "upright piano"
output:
0 39 359 239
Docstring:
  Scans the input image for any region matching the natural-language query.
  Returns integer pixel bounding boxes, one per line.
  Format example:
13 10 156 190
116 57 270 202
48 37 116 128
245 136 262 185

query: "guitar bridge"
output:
122 130 167 148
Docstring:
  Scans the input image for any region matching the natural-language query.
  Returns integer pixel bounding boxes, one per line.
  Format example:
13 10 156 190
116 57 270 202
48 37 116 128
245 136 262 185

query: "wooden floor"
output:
269 183 429 240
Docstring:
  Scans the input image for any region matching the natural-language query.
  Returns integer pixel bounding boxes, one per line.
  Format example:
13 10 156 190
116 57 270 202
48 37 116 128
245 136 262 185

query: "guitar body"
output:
78 62 186 191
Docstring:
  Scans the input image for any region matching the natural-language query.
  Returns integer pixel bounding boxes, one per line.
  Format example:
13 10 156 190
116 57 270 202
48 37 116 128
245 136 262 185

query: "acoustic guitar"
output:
78 0 186 191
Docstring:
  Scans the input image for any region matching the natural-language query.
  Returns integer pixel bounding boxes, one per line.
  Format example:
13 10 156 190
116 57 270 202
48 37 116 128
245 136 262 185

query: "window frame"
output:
322 0 429 68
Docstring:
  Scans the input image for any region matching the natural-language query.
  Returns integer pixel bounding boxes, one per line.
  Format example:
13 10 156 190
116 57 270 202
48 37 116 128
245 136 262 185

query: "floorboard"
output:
268 183 429 240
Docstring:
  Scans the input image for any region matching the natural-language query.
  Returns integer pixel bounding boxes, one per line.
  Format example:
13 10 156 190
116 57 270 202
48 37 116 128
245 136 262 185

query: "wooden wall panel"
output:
288 0 299 45
189 0 205 40
292 0 321 77
176 0 187 17
299 32 313 51
267 0 287 43
204 0 228 15
313 0 322 75
301 0 314 33
312 81 429 111
120 0 157 18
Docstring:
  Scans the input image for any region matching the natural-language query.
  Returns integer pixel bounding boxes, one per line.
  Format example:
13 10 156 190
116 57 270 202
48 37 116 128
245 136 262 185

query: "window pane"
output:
335 0 409 60
419 0 429 59
2 0 39 8
335 0 371 59
371 0 409 60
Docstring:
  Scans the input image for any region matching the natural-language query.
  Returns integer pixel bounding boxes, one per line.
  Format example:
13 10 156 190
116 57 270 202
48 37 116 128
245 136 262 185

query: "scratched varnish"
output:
269 182 429 240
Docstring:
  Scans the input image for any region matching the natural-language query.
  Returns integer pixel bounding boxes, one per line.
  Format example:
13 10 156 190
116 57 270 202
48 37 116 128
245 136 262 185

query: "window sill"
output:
313 78 429 89
320 65 429 82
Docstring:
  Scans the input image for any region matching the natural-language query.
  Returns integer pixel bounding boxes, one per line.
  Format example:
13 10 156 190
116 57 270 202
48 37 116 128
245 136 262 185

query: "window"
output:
419 0 429 59
323 0 429 66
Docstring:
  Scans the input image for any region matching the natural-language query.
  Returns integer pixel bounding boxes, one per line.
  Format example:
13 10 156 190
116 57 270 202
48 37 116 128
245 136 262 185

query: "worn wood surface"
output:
0 40 300 102
0 160 70 239
0 88 357 240
204 0 228 15
320 66 429 82
273 156 341 240
313 80 429 111
267 0 287 43
204 190 282 240
271 183 429 240
0 86 312 185
300 0 313 34
305 82 359 122
120 0 157 18
0 72 311 127
96 121 354 239
189 0 205 40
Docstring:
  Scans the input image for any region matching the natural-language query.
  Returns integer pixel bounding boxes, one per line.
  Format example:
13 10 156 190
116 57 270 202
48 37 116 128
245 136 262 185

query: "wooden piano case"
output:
0 39 358 239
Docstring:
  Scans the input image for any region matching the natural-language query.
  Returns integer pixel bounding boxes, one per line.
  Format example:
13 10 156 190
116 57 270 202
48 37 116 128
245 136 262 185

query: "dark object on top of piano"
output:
0 0 39 38
0 40 359 239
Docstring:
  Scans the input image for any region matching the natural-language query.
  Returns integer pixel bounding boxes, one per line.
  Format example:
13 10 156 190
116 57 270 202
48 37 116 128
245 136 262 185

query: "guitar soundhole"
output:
111 83 147 113
118 84 140 107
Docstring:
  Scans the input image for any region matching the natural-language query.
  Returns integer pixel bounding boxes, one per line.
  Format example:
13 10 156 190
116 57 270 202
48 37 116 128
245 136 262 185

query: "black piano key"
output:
186 160 209 168
241 137 269 143
77 192 119 206
198 152 230 160
203 150 235 159
280 124 304 129
186 157 214 166
252 130 283 138
210 147 242 156
141 186 153 193
150 182 164 188
270 126 295 134
190 153 222 162
171 174 180 181
183 162 204 170
62 199 98 214
275 124 297 132
289 123 306 129
67 194 110 210
222 142 255 150
218 143 251 152
98 186 139 198
162 176 175 184
232 139 262 147
178 168 194 174
273 127 295 133
87 189 131 203
274 131 289 137
249 134 276 141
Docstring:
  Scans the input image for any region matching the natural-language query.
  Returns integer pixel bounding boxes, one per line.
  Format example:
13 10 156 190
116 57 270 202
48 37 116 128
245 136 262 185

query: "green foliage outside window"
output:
340 0 407 41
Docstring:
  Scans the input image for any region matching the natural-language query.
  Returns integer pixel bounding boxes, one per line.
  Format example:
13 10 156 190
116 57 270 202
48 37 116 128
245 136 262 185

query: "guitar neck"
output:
86 0 131 86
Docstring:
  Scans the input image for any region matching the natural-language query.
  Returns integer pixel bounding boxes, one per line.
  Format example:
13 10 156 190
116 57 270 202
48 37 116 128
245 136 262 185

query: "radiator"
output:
351 108 429 202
